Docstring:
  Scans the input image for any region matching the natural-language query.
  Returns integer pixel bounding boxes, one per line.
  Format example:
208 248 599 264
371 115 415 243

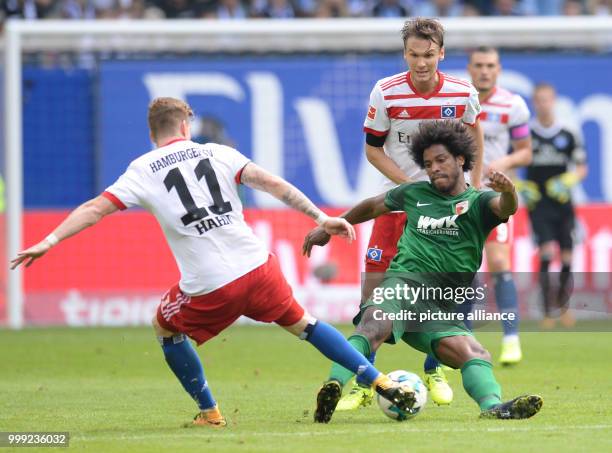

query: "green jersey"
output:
384 181 503 287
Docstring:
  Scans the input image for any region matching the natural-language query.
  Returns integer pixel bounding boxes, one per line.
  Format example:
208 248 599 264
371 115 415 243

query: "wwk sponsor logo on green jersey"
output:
416 215 459 237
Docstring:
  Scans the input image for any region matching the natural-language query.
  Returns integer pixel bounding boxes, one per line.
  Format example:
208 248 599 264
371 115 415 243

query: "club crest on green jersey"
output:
455 200 470 215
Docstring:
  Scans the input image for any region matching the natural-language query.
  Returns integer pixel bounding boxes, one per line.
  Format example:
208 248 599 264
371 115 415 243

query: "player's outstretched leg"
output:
435 335 542 420
153 317 226 427
280 312 415 423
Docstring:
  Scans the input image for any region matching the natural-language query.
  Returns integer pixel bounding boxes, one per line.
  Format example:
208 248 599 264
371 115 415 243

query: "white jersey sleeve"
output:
216 144 251 181
509 95 531 132
105 164 145 209
363 83 390 136
461 86 482 127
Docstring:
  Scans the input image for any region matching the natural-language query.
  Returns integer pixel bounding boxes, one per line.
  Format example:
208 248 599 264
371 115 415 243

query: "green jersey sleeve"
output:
384 183 411 211
478 190 506 232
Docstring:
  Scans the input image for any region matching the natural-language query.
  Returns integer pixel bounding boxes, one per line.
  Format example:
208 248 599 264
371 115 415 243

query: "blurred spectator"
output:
371 0 409 17
461 2 481 14
253 0 297 17
414 0 464 17
153 0 197 18
492 0 525 15
3 0 58 19
521 0 564 15
215 0 249 18
587 0 610 14
61 0 96 18
464 0 490 14
292 0 317 15
316 0 349 16
563 0 585 13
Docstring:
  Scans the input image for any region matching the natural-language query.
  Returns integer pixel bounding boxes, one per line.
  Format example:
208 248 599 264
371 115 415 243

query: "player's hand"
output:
10 240 53 269
515 179 541 210
321 217 356 243
302 226 332 257
485 170 515 193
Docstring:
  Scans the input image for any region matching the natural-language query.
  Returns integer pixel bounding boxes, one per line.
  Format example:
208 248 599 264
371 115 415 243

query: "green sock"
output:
328 334 371 387
461 358 502 411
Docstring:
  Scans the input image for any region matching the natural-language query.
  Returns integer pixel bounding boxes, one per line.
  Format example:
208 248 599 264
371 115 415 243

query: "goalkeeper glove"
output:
545 172 580 204
515 179 541 210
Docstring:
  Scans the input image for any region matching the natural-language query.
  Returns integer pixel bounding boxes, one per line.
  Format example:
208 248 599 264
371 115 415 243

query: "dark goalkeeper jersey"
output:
384 181 503 288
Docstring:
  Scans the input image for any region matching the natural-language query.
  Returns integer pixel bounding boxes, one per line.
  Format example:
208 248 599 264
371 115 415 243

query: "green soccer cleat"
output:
424 367 453 405
499 336 522 366
314 380 343 423
480 395 543 420
336 380 374 411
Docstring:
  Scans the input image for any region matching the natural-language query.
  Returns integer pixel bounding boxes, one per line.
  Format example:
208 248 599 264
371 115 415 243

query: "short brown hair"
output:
533 82 556 96
469 46 499 62
147 97 193 140
401 18 444 49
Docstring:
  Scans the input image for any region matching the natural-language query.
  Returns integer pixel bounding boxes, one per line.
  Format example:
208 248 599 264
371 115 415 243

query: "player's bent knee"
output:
464 338 491 362
436 336 491 368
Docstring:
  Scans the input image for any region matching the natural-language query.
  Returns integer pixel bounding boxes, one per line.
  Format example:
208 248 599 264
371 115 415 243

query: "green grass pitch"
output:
1 324 611 452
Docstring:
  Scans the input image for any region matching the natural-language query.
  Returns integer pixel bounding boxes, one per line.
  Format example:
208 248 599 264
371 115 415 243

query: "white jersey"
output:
363 71 482 194
104 139 269 296
480 86 531 184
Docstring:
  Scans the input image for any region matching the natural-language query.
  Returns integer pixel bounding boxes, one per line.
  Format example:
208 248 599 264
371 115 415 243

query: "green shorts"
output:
354 276 473 360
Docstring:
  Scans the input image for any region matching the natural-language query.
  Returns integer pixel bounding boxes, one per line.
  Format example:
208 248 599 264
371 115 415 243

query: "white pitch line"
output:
74 424 612 442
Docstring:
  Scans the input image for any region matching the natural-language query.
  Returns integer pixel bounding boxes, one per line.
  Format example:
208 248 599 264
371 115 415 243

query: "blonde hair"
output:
147 97 193 141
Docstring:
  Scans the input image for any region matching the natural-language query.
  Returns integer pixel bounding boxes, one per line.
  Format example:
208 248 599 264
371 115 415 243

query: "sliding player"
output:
11 97 416 427
306 120 542 423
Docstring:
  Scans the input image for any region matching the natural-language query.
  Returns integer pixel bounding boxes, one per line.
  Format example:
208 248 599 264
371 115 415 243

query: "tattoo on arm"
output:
280 186 320 220
241 163 321 221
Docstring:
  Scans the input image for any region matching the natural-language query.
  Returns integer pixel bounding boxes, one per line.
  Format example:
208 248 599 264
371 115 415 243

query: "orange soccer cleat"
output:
192 406 227 427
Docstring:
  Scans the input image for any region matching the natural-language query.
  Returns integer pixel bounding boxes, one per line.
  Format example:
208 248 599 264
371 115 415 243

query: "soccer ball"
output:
377 370 427 421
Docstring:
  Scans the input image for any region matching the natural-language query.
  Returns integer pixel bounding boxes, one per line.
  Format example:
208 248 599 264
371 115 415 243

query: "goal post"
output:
3 17 612 329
